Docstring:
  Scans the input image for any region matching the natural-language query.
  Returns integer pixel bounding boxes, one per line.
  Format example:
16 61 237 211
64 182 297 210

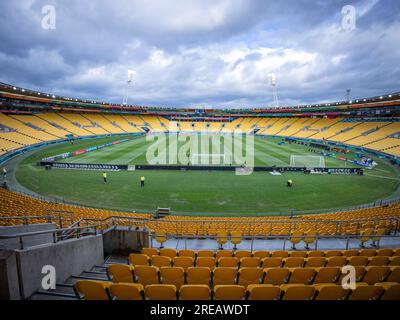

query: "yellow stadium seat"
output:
282 285 315 300
216 250 231 259
308 251 325 258
160 267 185 289
286 268 315 285
134 265 159 286
129 253 150 266
290 251 307 258
75 280 111 300
380 283 400 300
235 250 252 259
263 268 290 286
196 257 216 269
348 285 383 300
213 285 245 300
290 231 303 250
143 248 159 257
314 284 349 300
173 256 194 269
368 256 390 266
178 249 195 258
186 267 211 285
159 248 177 259
304 257 326 268
213 267 238 285
360 266 391 285
230 231 242 249
151 255 172 268
179 285 211 300
271 251 289 258
110 283 144 300
326 256 347 267
145 284 177 300
107 264 134 283
217 231 228 249
246 284 281 300
262 257 283 268
155 231 167 248
240 257 261 268
376 249 393 257
347 256 369 267
218 257 238 268
284 257 305 268
197 250 214 257
238 268 263 288
253 251 270 259
313 267 341 286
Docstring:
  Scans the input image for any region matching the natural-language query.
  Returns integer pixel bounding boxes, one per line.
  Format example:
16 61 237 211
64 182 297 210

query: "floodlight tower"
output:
268 73 279 108
346 89 351 102
122 70 136 106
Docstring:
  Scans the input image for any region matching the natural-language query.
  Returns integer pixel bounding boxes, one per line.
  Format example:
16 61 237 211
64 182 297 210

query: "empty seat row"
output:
75 281 400 300
141 248 400 259
130 253 400 269
107 264 400 288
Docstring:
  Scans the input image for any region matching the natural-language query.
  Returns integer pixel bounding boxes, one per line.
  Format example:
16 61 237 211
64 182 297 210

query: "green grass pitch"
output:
15 134 400 216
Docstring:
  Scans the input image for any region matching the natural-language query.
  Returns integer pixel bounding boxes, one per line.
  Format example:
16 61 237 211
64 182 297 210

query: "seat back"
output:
315 285 348 300
134 265 159 286
173 256 194 269
129 253 149 266
284 257 305 268
160 248 177 259
288 268 315 285
253 251 270 259
380 284 400 300
218 257 239 268
179 249 195 258
214 285 245 300
160 267 185 288
142 248 159 257
313 267 341 284
235 250 252 259
347 256 369 267
179 285 211 300
197 250 214 257
145 284 177 300
305 257 326 268
216 250 232 259
196 257 216 269
246 284 281 300
271 251 289 258
151 255 172 268
186 267 211 285
282 285 315 300
262 257 282 268
75 280 110 300
107 264 134 283
110 283 144 300
362 266 391 285
238 268 263 287
348 285 383 300
240 257 261 268
263 268 290 285
213 267 238 285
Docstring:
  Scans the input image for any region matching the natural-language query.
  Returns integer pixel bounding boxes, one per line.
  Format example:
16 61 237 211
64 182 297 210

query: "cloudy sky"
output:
0 0 399 108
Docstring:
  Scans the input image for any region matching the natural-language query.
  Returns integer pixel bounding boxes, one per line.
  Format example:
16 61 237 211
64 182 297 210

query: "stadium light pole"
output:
268 73 279 108
122 70 136 106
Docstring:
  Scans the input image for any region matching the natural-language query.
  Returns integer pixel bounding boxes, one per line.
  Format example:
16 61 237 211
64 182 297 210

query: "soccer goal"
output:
191 153 229 166
290 155 325 168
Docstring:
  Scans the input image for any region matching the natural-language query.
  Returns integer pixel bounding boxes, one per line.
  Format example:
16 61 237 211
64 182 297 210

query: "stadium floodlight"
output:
123 69 136 106
268 73 279 108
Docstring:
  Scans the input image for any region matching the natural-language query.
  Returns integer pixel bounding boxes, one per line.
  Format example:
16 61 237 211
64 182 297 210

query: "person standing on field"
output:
140 176 145 188
103 171 107 183
2 167 7 179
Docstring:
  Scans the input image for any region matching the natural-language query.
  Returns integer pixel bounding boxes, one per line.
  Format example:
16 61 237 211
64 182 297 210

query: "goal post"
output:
290 155 325 168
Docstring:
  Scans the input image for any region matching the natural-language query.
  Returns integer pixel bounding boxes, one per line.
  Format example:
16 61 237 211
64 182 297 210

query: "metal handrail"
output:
1 214 399 226
0 224 107 249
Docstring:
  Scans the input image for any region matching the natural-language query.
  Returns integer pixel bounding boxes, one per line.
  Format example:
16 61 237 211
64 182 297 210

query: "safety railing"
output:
0 224 107 249
1 215 400 236
148 233 400 252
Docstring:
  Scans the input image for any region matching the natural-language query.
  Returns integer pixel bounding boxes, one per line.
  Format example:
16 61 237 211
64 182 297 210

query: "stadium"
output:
0 0 400 307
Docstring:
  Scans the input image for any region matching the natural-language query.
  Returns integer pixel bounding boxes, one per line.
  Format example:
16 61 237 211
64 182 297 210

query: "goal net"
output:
290 155 325 168
191 153 229 166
